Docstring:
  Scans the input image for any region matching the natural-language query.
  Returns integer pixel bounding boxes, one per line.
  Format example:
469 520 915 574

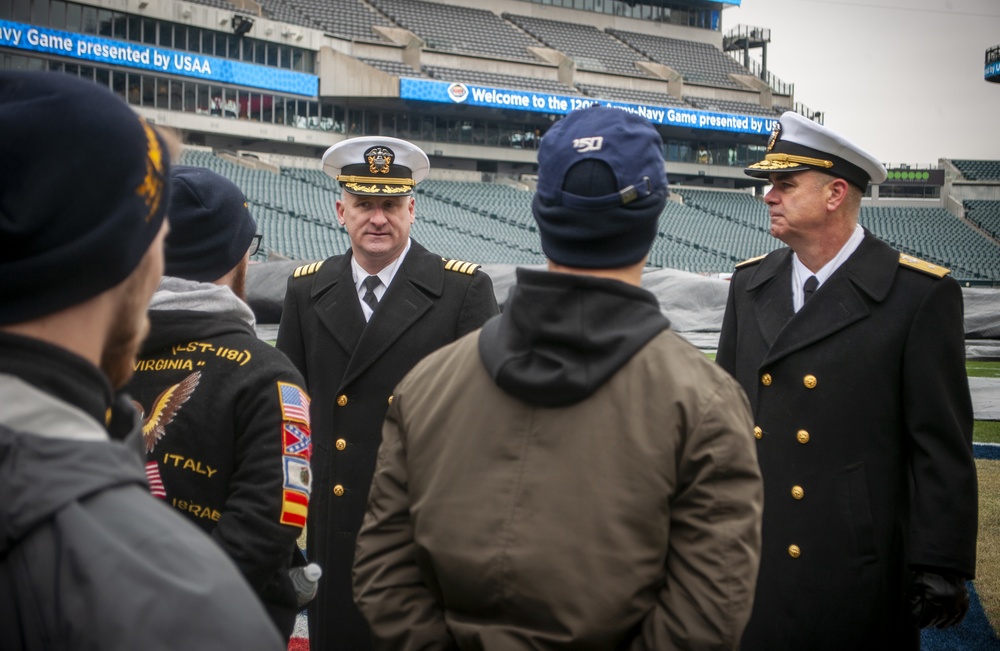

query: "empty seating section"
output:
423 66 577 95
368 0 543 61
415 196 544 265
674 189 779 261
608 29 747 89
417 180 544 264
358 57 423 77
684 96 782 118
256 0 321 31
953 160 1000 181
965 200 1000 240
503 14 652 77
176 153 1000 280
179 150 350 260
859 206 1000 279
577 83 688 108
286 0 394 41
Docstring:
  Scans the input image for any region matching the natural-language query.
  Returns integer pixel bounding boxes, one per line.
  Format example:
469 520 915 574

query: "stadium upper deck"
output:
6 0 997 281
1 0 807 187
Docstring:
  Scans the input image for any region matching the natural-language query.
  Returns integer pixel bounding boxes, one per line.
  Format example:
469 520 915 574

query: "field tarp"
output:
248 261 1000 357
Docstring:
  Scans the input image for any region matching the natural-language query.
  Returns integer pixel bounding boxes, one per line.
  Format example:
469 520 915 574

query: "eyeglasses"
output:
249 234 262 256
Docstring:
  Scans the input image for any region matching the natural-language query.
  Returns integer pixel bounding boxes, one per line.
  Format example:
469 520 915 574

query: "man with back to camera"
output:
352 105 764 650
717 111 977 649
0 71 285 650
120 165 316 642
276 135 500 650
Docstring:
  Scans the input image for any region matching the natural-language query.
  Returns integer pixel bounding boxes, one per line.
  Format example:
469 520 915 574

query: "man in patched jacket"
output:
354 106 763 650
122 166 314 642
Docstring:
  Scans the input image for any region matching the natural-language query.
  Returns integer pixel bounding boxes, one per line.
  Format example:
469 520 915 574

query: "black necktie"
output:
803 275 819 304
362 275 381 312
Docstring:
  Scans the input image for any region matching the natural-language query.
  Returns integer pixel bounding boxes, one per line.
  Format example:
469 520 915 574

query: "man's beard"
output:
100 274 153 389
231 259 247 302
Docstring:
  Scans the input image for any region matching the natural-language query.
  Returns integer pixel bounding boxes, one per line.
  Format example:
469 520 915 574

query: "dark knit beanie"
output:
533 105 668 269
165 166 257 282
0 71 171 325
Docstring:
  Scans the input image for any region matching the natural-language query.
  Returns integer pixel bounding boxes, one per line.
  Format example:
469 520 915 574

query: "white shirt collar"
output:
351 238 412 321
791 224 864 312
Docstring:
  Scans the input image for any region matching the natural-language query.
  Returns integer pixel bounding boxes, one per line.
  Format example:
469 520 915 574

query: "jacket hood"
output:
0 379 147 554
479 268 670 407
142 277 256 353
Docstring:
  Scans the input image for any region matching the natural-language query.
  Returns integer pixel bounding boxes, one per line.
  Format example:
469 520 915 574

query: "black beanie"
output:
165 166 257 282
0 71 170 325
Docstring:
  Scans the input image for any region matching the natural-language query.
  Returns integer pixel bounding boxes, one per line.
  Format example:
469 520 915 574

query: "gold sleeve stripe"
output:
293 260 324 278
899 253 950 278
735 254 767 269
444 259 481 275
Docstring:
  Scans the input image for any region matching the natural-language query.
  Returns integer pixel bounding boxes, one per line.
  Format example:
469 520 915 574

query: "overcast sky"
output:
725 0 1000 167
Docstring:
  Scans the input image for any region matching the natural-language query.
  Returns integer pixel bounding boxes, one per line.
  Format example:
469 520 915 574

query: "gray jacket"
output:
0 370 285 650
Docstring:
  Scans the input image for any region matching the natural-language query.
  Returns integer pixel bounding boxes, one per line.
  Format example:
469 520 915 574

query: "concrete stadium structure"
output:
3 0 999 284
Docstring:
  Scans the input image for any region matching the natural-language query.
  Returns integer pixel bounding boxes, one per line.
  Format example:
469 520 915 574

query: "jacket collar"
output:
310 240 444 388
746 230 899 366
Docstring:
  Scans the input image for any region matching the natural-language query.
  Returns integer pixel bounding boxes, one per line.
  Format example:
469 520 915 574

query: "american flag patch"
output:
280 489 308 528
283 456 312 494
283 422 312 459
278 382 310 425
145 461 167 499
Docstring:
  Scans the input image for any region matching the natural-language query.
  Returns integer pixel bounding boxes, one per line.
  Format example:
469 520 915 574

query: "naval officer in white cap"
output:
717 111 977 650
276 136 499 651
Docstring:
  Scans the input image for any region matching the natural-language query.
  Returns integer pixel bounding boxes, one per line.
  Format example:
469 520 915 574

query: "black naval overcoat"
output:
276 239 499 651
717 230 977 650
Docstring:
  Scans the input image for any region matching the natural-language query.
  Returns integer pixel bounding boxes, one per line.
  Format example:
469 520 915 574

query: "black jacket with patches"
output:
277 239 499 651
717 230 977 650
121 283 311 641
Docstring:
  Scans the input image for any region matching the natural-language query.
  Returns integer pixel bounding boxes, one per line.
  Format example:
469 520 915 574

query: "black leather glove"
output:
909 569 969 629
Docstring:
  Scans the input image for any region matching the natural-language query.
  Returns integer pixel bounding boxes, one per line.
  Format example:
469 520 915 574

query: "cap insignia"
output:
136 118 166 223
365 146 394 175
766 122 781 152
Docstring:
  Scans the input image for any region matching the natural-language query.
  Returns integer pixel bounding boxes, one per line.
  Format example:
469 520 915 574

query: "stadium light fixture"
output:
232 15 254 37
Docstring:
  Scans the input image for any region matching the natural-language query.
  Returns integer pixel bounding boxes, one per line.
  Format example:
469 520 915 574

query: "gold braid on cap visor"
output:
337 174 416 185
748 153 835 171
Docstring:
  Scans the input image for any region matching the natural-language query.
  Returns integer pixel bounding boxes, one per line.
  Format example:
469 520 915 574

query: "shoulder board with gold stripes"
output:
735 254 768 269
292 260 324 278
443 259 482 275
899 253 949 278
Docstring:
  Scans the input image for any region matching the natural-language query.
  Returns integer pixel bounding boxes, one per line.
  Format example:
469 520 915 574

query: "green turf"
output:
975 459 1000 631
976 421 1000 444
969 360 1000 379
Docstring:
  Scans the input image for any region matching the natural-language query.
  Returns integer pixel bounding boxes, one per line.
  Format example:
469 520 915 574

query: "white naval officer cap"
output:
322 136 430 196
745 111 887 189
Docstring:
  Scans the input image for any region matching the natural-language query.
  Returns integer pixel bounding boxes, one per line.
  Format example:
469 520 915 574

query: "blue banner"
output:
400 77 777 135
0 20 318 97
986 61 1000 82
